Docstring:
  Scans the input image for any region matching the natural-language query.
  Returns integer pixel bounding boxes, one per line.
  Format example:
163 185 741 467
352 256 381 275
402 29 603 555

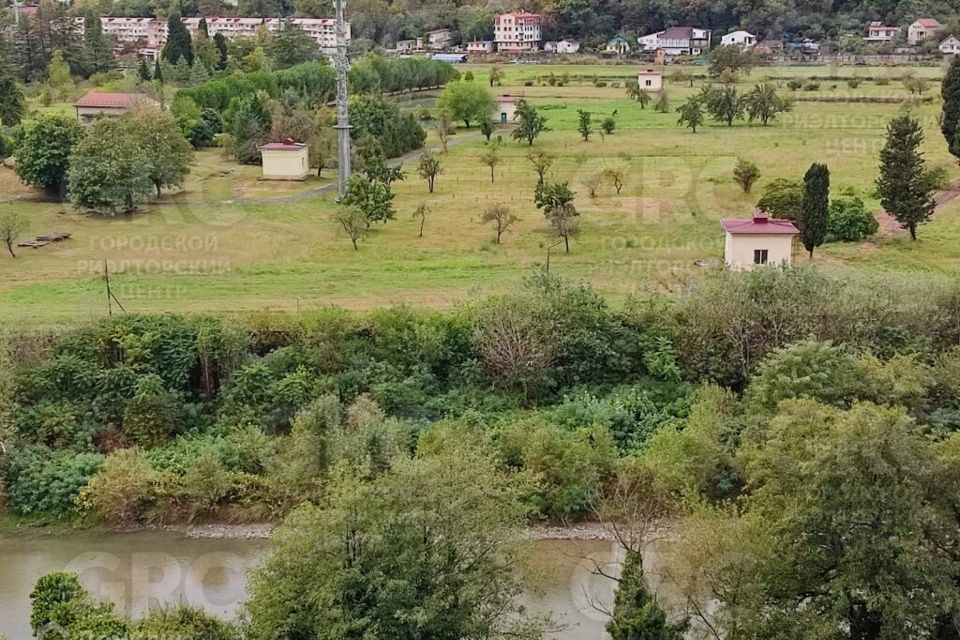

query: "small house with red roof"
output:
74 92 157 125
259 139 310 180
721 211 798 270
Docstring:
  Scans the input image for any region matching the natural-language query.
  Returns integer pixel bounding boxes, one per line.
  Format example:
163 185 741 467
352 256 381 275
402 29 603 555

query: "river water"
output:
0 532 621 640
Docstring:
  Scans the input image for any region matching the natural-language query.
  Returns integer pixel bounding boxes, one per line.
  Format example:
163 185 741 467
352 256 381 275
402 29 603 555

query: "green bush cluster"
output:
8 269 960 523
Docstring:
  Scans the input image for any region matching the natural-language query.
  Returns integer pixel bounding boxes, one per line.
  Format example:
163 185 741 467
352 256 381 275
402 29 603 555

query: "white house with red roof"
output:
74 92 158 125
865 21 899 42
908 18 941 45
721 211 799 270
494 12 541 53
259 139 310 180
637 68 662 91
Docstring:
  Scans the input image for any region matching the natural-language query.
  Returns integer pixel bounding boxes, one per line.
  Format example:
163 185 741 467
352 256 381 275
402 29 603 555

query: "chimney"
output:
753 211 769 223
283 137 295 145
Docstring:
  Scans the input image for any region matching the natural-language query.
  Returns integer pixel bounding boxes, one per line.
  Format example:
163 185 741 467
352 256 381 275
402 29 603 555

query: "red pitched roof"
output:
915 18 941 27
721 212 799 235
260 138 307 150
74 92 150 108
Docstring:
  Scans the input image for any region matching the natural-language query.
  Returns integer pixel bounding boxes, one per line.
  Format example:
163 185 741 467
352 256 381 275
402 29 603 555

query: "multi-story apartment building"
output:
93 16 349 57
494 12 541 53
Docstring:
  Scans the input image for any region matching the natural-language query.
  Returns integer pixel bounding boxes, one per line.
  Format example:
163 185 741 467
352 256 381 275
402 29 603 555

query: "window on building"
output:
644 79 652 86
753 249 769 265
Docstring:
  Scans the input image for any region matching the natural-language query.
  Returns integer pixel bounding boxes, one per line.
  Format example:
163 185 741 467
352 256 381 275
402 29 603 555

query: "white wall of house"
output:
261 148 310 180
724 233 794 270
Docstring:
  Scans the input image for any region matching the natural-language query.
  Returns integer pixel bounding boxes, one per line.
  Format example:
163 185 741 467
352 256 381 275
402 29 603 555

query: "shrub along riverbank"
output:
3 267 960 528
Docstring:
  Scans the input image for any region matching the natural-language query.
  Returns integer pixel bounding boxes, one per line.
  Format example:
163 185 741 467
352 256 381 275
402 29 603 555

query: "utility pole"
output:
333 0 351 199
12 0 22 25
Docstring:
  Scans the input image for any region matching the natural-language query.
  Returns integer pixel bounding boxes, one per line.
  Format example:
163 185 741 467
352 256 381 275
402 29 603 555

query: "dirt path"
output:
875 176 960 236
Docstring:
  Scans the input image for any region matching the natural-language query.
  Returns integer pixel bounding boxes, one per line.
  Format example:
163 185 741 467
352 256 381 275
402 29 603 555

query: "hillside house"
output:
720 30 757 48
74 92 157 125
639 27 711 55
722 211 798 270
605 34 632 54
940 35 960 54
865 21 899 42
908 18 941 45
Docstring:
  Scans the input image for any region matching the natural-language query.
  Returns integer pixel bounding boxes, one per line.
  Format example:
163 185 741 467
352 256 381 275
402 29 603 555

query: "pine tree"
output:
877 114 936 240
606 551 687 640
800 162 829 258
79 8 115 77
162 12 193 65
941 54 960 161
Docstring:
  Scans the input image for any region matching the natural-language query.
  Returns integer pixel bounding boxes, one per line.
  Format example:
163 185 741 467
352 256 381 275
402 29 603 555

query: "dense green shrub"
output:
827 196 878 241
79 448 158 525
130 604 237 640
2 447 103 516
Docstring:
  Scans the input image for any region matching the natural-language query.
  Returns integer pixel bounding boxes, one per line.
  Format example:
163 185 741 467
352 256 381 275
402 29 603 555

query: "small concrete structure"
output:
721 211 798 270
493 95 520 124
74 92 157 125
720 30 757 48
637 68 662 91
259 139 310 180
557 38 580 53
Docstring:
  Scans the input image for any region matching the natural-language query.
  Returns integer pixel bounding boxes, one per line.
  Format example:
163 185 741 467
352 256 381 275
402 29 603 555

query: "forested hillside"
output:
3 0 959 55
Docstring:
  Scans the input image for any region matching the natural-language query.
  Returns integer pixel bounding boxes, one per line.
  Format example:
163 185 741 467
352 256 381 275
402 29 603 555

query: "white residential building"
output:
639 26 711 55
865 21 899 42
940 35 960 54
556 38 580 53
720 30 757 48
494 12 541 53
92 16 349 55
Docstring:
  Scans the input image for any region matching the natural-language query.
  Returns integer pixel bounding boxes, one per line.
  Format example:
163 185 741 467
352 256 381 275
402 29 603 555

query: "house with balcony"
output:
908 18 941 45
639 26 711 55
865 21 899 42
720 30 757 48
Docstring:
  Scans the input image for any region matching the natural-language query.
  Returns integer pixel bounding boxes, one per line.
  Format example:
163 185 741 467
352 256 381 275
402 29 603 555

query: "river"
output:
0 531 622 640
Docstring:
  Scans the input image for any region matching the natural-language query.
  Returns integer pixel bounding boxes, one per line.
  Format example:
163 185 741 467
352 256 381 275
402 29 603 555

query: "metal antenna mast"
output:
333 0 351 199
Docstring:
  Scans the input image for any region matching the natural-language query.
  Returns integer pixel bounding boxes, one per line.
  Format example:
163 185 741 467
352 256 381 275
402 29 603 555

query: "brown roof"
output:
74 92 151 108
721 212 799 235
915 18 941 27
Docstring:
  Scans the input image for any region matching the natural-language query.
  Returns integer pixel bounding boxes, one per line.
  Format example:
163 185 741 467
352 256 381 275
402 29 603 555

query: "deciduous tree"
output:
436 81 495 128
676 97 704 133
577 109 592 141
15 115 84 197
511 99 550 145
0 210 28 258
744 83 792 125
481 204 517 243
733 158 760 193
68 117 153 214
126 106 193 198
417 150 441 192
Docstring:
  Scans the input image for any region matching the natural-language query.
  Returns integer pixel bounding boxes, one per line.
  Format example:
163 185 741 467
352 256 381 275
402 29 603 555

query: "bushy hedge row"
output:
4 268 960 523
178 56 458 112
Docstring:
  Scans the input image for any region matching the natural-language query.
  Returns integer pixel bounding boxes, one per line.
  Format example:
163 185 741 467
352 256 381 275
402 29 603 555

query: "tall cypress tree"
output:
606 551 687 640
941 54 960 161
162 12 193 65
213 33 228 70
153 58 163 83
877 114 936 241
800 162 829 258
137 58 151 82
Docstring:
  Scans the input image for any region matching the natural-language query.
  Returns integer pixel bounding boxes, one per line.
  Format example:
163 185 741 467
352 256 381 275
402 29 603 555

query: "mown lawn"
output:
1 64 958 323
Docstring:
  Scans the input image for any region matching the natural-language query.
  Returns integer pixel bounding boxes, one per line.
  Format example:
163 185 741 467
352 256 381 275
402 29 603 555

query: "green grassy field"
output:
2 63 959 323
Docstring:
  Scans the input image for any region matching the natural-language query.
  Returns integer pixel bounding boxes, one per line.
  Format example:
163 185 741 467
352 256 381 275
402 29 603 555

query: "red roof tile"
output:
721 212 799 235
260 138 307 150
74 92 150 108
